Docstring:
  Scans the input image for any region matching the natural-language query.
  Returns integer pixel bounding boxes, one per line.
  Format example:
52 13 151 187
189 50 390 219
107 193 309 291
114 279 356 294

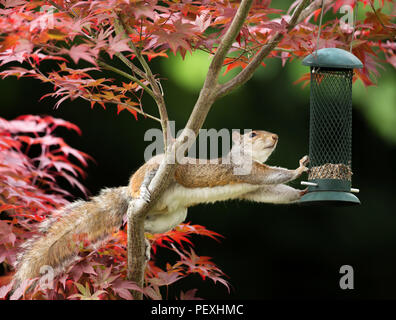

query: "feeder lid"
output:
302 48 363 69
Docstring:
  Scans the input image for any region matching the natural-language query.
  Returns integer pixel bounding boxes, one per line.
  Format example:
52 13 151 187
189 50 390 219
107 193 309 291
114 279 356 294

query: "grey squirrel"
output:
14 130 309 285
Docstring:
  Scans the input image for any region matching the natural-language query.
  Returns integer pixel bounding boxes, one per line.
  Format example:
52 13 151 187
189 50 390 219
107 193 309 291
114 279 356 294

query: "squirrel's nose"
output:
271 134 278 141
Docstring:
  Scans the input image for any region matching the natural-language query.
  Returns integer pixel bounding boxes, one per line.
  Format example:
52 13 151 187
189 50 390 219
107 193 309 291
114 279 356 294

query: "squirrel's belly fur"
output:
144 183 261 234
155 183 261 212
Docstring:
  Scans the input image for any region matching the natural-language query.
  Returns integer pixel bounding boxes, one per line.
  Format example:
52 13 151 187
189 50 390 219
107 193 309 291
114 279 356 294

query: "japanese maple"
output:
0 0 394 113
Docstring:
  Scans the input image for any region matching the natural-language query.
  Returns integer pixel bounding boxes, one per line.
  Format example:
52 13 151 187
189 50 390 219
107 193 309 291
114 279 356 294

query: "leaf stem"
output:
97 60 156 99
86 98 161 123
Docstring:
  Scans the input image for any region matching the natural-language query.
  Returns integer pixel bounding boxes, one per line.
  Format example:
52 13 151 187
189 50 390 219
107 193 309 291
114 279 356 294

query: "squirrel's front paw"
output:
299 155 309 169
295 155 309 177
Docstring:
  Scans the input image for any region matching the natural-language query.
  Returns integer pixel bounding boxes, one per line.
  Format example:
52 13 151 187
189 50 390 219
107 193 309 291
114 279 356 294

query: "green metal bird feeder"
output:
299 48 363 206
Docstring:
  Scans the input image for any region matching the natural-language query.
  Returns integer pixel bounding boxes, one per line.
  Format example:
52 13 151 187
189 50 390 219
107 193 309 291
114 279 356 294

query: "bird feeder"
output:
299 48 363 206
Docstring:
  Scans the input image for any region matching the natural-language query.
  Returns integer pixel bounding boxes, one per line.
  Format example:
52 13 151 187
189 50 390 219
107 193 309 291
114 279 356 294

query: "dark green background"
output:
1 51 395 299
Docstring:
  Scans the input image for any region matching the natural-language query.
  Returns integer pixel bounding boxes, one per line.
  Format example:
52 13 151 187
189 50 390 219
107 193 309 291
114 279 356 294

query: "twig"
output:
368 0 391 30
47 0 64 12
115 52 147 80
117 15 155 80
114 13 169 150
297 0 334 24
97 60 156 99
203 0 254 90
216 0 311 98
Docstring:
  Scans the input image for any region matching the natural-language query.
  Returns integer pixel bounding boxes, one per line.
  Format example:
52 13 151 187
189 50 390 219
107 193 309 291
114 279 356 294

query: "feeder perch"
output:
299 48 363 206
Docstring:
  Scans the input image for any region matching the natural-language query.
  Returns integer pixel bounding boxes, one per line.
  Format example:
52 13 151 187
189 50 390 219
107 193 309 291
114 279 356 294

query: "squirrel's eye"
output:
250 132 257 138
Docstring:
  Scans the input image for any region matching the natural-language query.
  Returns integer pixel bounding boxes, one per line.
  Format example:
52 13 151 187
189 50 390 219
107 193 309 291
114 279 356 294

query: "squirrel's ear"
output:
232 131 241 143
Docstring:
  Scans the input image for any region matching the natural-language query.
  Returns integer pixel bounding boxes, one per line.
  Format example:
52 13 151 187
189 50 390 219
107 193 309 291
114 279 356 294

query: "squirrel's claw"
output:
139 169 158 203
299 187 308 197
140 187 151 204
145 237 151 262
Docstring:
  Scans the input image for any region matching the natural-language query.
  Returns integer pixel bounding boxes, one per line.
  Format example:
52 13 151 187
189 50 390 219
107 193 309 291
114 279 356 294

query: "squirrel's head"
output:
232 130 278 163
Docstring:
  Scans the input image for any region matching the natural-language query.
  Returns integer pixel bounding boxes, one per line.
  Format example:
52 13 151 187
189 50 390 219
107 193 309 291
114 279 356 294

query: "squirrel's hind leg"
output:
144 208 187 234
240 184 306 204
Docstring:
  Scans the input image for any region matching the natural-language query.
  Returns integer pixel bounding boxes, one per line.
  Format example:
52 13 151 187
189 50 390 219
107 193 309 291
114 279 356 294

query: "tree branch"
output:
215 0 311 98
125 0 255 299
127 202 146 300
115 52 147 80
203 0 254 90
114 13 169 150
297 0 334 24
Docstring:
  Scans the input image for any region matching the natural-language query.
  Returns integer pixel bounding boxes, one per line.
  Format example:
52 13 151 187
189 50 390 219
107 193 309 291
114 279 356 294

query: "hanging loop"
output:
315 0 325 57
350 0 358 52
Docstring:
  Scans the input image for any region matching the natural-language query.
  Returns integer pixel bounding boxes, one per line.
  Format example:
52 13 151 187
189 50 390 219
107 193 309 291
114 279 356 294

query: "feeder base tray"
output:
299 191 360 206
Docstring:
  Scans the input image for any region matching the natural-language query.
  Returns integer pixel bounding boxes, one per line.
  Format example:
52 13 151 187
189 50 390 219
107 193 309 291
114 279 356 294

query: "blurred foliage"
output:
354 66 396 144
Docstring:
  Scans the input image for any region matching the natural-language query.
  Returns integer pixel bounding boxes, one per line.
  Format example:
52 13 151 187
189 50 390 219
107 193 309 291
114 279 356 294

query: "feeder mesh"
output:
308 68 353 181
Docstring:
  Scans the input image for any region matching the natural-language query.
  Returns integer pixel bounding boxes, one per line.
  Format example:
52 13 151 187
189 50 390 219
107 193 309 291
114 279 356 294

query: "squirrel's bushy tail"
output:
14 186 130 286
